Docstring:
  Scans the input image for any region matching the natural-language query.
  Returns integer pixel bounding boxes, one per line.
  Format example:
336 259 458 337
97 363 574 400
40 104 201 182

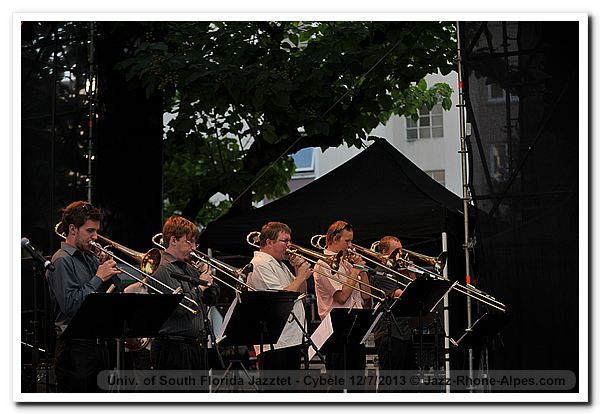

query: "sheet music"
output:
429 281 457 312
216 297 238 344
360 311 383 345
308 313 334 362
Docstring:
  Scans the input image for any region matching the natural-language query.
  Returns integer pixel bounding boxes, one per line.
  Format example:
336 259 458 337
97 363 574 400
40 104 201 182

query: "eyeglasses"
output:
276 239 291 244
184 239 197 247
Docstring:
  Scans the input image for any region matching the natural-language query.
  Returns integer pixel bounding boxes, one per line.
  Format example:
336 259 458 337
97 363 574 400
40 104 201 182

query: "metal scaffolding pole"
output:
442 231 451 393
455 22 475 383
86 22 97 203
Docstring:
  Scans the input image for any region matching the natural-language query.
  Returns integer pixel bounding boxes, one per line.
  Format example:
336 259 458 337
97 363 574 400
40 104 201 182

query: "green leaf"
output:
288 34 299 47
115 21 457 218
442 97 453 111
262 125 278 144
271 92 290 108
305 119 330 136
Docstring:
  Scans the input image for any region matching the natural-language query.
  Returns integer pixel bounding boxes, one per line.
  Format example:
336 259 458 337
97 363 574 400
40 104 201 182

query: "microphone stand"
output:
367 268 409 372
196 286 225 371
288 310 326 367
30 260 41 392
378 298 406 370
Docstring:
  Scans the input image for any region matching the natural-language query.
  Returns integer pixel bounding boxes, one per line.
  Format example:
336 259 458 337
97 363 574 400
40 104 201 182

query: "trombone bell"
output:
140 248 162 275
403 248 447 274
246 231 261 248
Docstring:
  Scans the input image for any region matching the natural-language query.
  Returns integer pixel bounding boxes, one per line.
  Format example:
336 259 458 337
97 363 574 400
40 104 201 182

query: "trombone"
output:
246 231 386 302
391 252 507 312
152 233 255 294
312 234 414 289
369 239 506 312
54 222 199 315
370 240 447 275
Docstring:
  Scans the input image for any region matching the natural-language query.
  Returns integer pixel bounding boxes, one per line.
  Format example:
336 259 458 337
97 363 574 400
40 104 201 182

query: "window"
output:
406 104 444 141
425 169 446 187
291 147 315 175
490 143 510 183
487 83 519 104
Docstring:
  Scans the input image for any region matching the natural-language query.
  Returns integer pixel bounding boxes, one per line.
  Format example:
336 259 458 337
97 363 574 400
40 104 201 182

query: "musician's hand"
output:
289 254 305 269
199 268 213 287
97 251 110 264
196 261 209 273
96 259 120 282
295 260 312 282
354 255 366 267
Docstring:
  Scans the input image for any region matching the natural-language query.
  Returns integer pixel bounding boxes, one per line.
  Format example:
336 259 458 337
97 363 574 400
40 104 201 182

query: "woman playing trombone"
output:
313 220 371 372
313 221 372 319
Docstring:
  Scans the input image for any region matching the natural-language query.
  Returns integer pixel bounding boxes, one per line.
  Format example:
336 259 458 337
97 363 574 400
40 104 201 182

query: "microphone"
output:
171 271 210 287
21 238 55 271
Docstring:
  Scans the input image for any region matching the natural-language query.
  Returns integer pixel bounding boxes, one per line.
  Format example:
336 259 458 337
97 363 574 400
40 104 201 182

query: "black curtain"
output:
460 21 579 384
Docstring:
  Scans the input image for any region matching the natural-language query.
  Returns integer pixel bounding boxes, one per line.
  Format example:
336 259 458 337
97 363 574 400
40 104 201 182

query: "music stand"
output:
451 312 511 349
392 277 454 317
451 312 511 392
326 308 375 350
313 308 374 392
63 293 182 391
215 290 299 392
390 277 454 371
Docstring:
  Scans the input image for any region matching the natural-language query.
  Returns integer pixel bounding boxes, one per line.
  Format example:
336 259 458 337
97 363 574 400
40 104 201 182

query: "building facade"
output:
290 72 463 197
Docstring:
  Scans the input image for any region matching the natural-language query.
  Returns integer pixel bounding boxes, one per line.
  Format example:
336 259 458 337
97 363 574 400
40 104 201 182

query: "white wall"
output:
300 71 463 196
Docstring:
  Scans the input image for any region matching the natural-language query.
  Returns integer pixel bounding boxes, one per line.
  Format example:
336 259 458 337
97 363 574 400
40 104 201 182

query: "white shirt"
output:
313 249 364 320
247 251 306 354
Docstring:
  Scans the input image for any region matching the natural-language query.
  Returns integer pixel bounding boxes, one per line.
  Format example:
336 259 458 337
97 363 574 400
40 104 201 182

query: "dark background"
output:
20 20 581 391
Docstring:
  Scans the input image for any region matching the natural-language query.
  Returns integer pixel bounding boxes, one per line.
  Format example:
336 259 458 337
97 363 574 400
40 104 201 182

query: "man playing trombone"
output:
46 201 121 392
247 222 312 371
149 215 220 380
313 220 371 371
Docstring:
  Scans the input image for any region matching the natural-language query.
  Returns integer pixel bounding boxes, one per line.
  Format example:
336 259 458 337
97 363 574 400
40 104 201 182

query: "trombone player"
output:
46 201 121 392
247 222 312 370
149 215 220 381
313 220 370 371
371 236 418 372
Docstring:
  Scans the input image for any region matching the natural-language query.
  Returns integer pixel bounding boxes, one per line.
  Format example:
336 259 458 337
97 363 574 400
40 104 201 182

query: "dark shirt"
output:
45 242 107 334
150 251 220 339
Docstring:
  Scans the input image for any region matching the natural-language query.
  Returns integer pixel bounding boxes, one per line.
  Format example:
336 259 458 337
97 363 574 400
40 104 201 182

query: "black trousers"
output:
151 338 208 370
150 337 209 392
258 345 302 371
375 336 417 371
323 343 367 392
54 337 110 393
324 342 366 371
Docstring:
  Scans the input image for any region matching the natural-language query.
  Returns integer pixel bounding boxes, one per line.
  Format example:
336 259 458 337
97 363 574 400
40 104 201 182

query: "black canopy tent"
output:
199 138 468 262
199 137 488 371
